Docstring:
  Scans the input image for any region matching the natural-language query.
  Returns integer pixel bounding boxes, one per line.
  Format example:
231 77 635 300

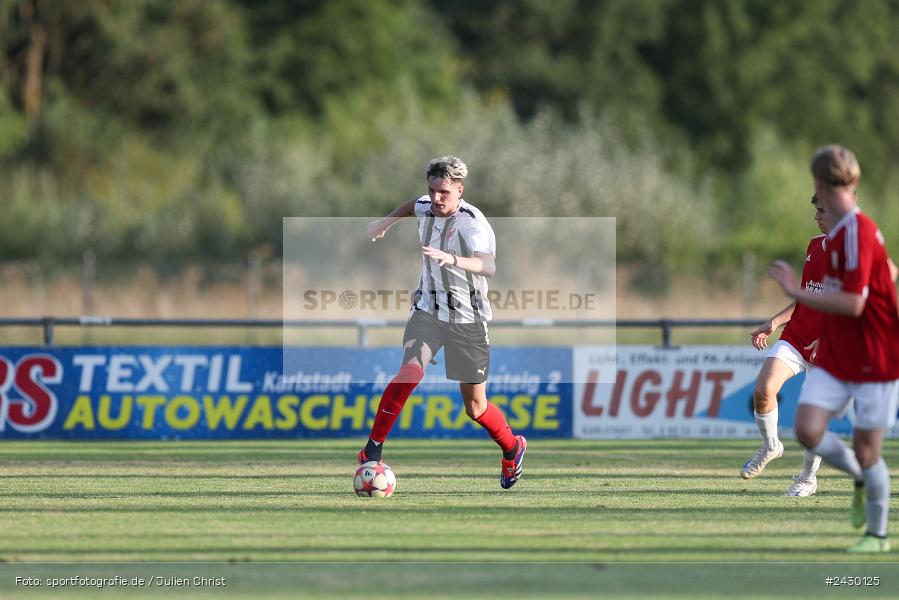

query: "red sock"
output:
369 364 424 443
474 403 517 453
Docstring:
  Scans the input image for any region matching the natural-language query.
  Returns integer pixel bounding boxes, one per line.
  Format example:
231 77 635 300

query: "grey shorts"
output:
403 309 490 383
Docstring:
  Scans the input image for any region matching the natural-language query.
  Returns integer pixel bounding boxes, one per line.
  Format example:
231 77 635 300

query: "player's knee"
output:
402 356 425 371
401 349 424 369
752 382 777 409
465 400 487 420
794 422 822 449
854 447 880 469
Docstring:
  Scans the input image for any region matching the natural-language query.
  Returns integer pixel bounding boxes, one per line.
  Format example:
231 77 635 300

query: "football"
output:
354 461 397 497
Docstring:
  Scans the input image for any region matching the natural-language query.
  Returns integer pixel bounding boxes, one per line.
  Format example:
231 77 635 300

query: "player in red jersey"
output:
769 144 899 553
743 195 829 496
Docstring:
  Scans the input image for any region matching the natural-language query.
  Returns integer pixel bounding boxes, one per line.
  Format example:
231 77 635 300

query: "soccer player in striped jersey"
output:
769 144 899 553
743 194 829 496
357 156 527 489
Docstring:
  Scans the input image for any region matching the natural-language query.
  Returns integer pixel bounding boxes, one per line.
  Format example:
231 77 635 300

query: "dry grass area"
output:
0 262 282 319
0 261 792 346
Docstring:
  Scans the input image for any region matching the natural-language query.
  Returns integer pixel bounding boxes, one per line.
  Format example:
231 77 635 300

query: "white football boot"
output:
783 475 818 497
741 440 784 479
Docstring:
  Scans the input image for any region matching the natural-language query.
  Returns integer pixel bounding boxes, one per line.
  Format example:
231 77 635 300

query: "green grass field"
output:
1 439 897 598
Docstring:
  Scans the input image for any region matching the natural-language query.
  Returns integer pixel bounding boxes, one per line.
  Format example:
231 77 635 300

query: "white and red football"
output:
353 461 397 497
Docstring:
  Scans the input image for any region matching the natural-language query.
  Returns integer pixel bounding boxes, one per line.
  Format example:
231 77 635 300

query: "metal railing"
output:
0 317 765 348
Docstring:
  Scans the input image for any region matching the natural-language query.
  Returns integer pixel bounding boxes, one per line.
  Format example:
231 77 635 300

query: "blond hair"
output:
426 156 468 182
810 144 861 188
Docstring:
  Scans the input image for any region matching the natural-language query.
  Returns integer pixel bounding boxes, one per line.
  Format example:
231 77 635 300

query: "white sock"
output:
812 432 863 481
754 406 779 449
799 449 822 480
863 458 890 538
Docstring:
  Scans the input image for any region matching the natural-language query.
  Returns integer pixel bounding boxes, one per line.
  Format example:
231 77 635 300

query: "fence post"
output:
42 317 54 346
248 250 262 317
82 250 96 314
82 249 96 344
247 250 263 345
742 251 757 315
661 319 672 349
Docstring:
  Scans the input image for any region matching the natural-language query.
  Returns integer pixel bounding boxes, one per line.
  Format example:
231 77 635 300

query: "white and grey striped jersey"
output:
412 196 496 323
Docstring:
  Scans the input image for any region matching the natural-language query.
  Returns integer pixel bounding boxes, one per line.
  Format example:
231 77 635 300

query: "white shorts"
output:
766 340 807 376
798 367 899 430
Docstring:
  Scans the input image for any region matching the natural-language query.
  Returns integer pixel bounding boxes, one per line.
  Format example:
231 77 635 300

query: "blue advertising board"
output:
0 347 572 440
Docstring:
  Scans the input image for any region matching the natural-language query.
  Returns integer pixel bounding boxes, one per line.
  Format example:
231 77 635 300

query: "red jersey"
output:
815 209 899 382
780 235 827 361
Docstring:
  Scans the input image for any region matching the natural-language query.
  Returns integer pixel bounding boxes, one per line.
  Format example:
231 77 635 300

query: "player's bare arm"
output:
420 247 496 277
768 260 866 317
367 197 417 241
750 302 795 350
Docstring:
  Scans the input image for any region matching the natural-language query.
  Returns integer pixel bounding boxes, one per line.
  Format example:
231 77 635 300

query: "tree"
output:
647 0 899 188
2 0 255 166
234 0 458 117
429 0 670 122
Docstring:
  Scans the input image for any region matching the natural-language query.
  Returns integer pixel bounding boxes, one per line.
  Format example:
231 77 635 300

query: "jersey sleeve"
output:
463 219 496 256
413 196 432 217
841 225 876 296
805 237 818 257
799 238 816 285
